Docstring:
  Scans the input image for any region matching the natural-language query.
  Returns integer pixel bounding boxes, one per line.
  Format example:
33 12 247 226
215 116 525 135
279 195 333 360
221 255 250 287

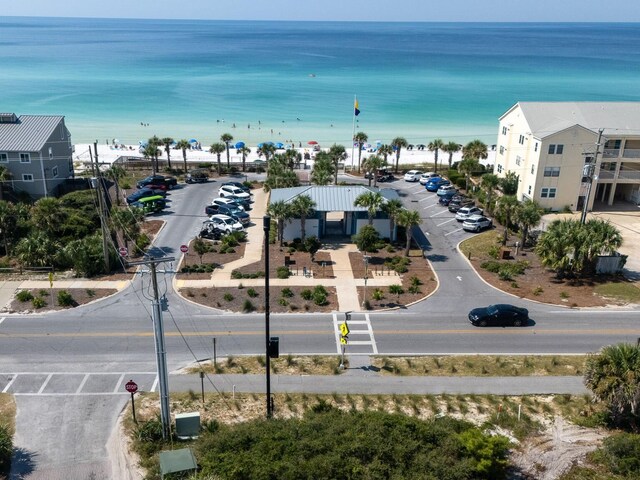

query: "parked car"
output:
126 187 166 204
468 304 529 327
221 181 251 194
218 185 251 200
439 191 463 206
462 215 493 232
211 197 245 211
419 172 439 185
142 183 169 192
199 220 224 240
185 169 210 184
404 170 423 182
447 197 474 211
455 206 484 221
436 184 457 196
425 177 449 192
205 203 251 225
227 195 252 210
365 168 393 182
208 214 244 233
136 174 177 190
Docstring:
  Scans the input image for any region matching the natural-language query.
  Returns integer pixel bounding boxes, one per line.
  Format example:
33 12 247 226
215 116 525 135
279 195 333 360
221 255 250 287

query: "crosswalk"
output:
332 312 378 355
0 372 158 396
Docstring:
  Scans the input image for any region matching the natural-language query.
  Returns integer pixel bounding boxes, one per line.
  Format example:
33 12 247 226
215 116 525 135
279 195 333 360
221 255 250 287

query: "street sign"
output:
339 322 350 337
340 336 348 345
118 247 128 257
48 272 54 288
125 380 138 393
180 244 189 253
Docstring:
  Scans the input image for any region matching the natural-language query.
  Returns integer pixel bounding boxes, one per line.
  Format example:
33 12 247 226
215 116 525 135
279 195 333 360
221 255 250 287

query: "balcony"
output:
603 149 620 158
622 148 640 159
618 170 640 180
598 170 615 179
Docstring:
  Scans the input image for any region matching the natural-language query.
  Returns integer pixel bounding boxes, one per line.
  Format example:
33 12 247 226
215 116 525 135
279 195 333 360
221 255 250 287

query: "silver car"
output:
208 214 244 233
462 215 493 232
455 206 484 221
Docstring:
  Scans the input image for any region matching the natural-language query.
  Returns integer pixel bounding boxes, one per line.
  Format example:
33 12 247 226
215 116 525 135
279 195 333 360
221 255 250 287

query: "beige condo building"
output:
495 102 640 211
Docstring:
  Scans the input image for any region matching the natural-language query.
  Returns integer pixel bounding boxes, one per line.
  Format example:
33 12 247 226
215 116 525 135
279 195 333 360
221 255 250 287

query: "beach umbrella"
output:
235 141 245 148
375 140 382 146
189 138 198 143
308 140 318 145
139 140 148 147
257 143 264 148
265 141 275 146
275 142 284 149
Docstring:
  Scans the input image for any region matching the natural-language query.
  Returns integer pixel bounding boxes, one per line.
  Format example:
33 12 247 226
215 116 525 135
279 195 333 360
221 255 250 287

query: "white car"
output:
436 184 456 196
418 172 439 185
218 185 251 200
462 215 493 232
455 206 484 222
208 214 244 233
403 170 423 182
211 197 245 211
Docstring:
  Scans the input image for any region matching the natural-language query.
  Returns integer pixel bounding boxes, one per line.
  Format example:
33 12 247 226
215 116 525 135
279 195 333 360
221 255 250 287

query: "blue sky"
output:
4 0 640 22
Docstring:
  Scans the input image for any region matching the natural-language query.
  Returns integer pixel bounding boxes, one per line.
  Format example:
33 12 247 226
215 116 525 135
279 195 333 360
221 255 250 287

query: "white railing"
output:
622 149 640 158
617 170 640 180
597 170 615 179
603 149 620 158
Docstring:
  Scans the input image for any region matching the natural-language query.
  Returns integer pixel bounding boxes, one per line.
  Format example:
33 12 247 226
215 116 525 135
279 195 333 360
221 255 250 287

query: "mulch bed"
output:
175 240 247 279
232 245 334 279
7 288 118 313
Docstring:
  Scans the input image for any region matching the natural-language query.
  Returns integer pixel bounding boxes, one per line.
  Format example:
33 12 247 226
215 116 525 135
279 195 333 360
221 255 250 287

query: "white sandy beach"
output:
73 142 496 172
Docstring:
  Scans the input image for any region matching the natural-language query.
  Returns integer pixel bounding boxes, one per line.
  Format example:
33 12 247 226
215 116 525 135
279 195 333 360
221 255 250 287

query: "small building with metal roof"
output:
269 185 401 240
0 113 74 199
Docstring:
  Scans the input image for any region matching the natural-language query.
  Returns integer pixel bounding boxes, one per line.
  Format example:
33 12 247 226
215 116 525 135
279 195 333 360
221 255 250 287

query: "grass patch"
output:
0 393 16 435
459 230 499 258
185 355 345 375
594 281 640 303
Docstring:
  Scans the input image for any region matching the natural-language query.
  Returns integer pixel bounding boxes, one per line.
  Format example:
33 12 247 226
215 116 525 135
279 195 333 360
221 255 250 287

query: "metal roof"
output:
0 114 66 151
269 185 400 212
505 102 640 139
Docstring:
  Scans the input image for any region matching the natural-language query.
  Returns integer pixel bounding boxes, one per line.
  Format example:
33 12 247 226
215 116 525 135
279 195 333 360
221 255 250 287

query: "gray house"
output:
269 185 401 241
0 113 74 199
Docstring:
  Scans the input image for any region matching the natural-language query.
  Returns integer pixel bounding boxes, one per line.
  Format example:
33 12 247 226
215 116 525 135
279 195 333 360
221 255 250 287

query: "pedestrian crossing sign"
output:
340 336 348 345
339 322 350 336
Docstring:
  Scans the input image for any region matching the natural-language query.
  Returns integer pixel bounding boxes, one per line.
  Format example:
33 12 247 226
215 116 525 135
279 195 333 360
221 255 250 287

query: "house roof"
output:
269 185 400 212
504 102 640 139
0 114 66 151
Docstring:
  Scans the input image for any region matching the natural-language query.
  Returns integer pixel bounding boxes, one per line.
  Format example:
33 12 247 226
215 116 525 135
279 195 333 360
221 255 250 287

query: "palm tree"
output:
238 146 251 172
328 144 347 185
0 200 19 255
147 135 162 173
175 139 191 174
0 165 12 201
353 131 368 173
428 138 445 174
391 137 408 173
257 143 276 162
311 152 334 186
378 144 393 165
209 143 226 175
584 342 640 426
381 198 403 243
15 231 60 267
105 165 126 206
354 191 384 226
362 155 386 187
290 195 316 240
480 173 500 215
581 219 623 274
442 141 461 170
535 219 580 277
457 157 480 192
396 209 422 256
514 199 543 247
221 133 233 168
161 137 174 170
267 200 293 247
463 139 488 163
494 195 520 245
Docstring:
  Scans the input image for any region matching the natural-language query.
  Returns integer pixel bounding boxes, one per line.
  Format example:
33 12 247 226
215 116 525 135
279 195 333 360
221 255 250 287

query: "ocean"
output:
2 17 640 147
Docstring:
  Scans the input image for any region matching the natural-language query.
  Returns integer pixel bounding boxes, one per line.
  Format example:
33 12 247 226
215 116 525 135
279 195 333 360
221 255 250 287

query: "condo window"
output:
52 166 58 177
497 164 503 173
534 142 538 152
518 135 525 145
541 187 557 198
0 153 7 163
528 185 532 195
20 153 30 163
515 155 522 166
502 126 507 135
543 166 560 177
548 144 564 154
531 164 535 174
605 139 621 149
499 146 504 155
22 173 34 182
49 147 53 159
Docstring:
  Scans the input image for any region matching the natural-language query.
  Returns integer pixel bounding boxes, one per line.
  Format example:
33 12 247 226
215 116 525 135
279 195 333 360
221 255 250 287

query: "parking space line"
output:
437 218 456 226
418 196 432 202
151 376 159 393
0 317 5 326
430 209 449 217
2 375 17 393
114 373 126 393
37 373 53 394
423 203 439 209
445 227 464 236
76 374 90 394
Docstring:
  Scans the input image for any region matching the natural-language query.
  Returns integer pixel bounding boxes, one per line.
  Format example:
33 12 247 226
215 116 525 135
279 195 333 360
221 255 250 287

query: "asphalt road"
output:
2 173 639 479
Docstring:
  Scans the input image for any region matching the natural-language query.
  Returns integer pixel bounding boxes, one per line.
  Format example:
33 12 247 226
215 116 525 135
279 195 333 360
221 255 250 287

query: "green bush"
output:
313 292 327 306
591 432 640 477
247 288 258 298
32 296 47 309
481 260 501 273
456 178 467 189
242 300 256 313
276 266 291 279
57 290 76 307
301 289 313 301
384 256 411 274
313 285 328 296
135 233 151 253
278 298 289 306
223 293 234 302
372 288 384 301
281 288 294 298
487 245 500 259
16 290 34 302
0 424 12 476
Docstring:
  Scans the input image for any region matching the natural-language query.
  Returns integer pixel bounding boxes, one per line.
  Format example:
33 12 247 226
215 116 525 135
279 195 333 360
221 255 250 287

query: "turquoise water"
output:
2 17 640 145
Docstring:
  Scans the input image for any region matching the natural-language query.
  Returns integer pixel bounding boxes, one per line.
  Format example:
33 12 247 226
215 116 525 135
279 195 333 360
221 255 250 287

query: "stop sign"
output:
119 247 128 257
125 380 138 393
180 244 188 253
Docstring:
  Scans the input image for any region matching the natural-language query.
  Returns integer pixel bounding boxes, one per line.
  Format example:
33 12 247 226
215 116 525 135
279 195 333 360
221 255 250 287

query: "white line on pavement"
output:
76 374 90 394
114 373 126 393
366 313 379 354
151 376 159 393
37 373 53 394
2 375 17 393
418 197 432 202
0 317 5 326
445 228 464 236
430 209 449 217
332 312 342 354
437 218 455 227
423 203 439 209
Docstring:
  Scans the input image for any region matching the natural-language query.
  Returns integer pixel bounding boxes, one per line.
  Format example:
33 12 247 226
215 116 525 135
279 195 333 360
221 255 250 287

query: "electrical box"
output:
175 412 200 439
269 337 279 358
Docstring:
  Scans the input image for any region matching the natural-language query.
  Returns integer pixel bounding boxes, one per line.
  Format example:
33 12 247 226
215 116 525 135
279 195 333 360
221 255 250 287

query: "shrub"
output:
135 233 151 252
276 266 291 279
281 288 294 298
242 300 255 312
0 425 12 476
408 285 421 294
372 288 384 301
38 289 49 297
247 288 258 298
592 432 640 477
410 276 422 287
487 245 500 259
384 256 411 274
301 289 313 301
86 289 96 297
278 298 289 306
455 178 467 189
16 290 34 302
481 260 501 273
533 286 544 296
32 296 46 309
223 293 234 302
57 290 76 307
313 285 328 296
313 292 327 306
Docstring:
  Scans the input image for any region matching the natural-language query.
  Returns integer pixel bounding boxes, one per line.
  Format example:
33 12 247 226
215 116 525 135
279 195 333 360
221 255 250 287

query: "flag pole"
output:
351 94 357 171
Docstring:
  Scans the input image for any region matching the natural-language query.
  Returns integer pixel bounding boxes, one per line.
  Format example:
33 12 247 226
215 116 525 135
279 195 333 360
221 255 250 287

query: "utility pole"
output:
263 216 272 418
127 256 175 439
581 129 604 224
92 142 111 272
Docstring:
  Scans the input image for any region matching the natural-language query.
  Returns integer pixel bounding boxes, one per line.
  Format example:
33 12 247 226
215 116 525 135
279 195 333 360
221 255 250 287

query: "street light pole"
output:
263 216 272 418
581 129 604 224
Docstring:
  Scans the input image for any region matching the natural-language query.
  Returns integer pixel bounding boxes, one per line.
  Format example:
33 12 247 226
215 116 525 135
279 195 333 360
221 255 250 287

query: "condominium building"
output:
495 102 640 211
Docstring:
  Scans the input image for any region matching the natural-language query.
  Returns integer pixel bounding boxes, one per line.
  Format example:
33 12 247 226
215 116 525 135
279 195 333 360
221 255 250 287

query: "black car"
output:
468 304 529 327
136 174 178 190
126 187 166 204
447 197 475 212
222 181 251 194
205 203 251 225
185 169 210 184
438 190 461 206
227 195 252 210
